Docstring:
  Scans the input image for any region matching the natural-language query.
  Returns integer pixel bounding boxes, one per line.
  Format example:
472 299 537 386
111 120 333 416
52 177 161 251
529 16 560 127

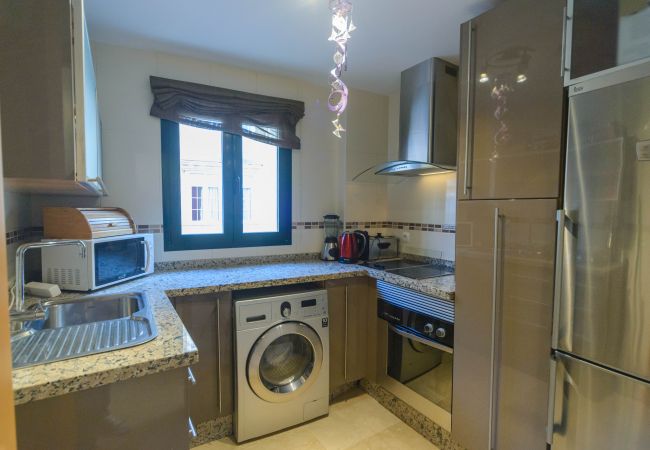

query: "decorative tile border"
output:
345 221 456 233
292 219 456 233
136 224 163 234
5 227 43 245
73 220 454 235
137 222 328 232
5 218 455 246
360 379 465 450
292 221 325 230
4 225 163 246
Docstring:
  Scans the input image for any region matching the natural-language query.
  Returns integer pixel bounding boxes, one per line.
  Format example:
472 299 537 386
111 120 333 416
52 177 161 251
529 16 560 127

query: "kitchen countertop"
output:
12 259 454 405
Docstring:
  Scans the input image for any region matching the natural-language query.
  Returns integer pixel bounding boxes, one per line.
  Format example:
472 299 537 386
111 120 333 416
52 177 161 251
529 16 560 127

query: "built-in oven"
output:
376 281 454 414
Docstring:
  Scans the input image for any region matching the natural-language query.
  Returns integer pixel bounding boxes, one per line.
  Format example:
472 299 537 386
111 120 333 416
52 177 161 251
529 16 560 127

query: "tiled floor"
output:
196 390 438 450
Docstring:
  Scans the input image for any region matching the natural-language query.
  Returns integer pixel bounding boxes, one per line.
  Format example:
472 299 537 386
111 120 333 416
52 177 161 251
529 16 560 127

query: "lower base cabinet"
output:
326 277 376 394
15 368 189 450
173 293 233 426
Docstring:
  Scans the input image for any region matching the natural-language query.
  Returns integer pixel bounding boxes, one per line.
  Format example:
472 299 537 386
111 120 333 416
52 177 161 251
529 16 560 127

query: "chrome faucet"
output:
12 240 87 318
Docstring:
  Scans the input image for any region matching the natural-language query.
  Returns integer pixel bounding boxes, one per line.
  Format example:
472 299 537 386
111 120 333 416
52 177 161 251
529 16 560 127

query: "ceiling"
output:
86 0 498 94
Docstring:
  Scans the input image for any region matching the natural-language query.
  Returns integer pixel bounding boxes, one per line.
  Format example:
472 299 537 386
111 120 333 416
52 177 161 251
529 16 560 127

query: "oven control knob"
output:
423 323 434 334
281 302 291 318
435 327 447 339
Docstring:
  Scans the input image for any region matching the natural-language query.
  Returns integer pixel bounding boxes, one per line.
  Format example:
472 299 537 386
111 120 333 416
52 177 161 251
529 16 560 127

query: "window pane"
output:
179 125 223 235
242 137 278 233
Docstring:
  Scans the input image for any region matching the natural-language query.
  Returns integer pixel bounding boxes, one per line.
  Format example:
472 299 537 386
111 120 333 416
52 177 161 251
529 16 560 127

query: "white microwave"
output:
41 233 154 291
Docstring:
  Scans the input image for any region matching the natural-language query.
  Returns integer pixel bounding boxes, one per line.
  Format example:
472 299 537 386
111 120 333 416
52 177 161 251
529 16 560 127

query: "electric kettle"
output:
338 230 368 263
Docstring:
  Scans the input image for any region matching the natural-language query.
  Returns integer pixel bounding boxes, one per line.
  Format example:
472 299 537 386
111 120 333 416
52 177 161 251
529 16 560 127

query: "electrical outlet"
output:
637 140 650 161
401 231 410 242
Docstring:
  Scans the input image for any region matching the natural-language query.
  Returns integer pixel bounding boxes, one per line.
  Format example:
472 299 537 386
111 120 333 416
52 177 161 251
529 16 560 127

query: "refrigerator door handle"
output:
546 354 558 445
551 210 566 349
557 212 578 352
488 207 502 450
547 353 576 445
560 6 567 79
463 22 475 196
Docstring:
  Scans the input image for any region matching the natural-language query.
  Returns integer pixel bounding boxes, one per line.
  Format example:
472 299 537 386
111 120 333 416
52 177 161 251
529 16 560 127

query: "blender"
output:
321 214 342 261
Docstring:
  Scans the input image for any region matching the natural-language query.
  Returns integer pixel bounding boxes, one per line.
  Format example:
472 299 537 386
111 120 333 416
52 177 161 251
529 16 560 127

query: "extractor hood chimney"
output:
354 57 458 178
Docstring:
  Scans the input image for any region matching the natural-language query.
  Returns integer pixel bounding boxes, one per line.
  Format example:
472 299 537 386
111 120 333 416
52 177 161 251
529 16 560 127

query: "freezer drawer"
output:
552 352 650 450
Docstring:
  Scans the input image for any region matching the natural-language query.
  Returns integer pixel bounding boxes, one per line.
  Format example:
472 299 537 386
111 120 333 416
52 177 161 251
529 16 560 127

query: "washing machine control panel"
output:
294 296 327 318
278 295 327 320
236 290 328 330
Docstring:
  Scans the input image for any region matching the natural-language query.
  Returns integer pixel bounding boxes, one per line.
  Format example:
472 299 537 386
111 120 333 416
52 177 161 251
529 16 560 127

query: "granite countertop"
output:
362 267 455 301
13 259 454 406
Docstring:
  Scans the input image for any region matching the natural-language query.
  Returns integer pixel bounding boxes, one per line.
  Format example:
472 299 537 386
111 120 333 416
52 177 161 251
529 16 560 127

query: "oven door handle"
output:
388 324 453 355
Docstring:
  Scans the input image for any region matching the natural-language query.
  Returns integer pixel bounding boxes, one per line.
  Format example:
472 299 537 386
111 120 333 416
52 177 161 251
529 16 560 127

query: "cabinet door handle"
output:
488 208 502 450
560 6 568 78
142 239 152 272
546 354 558 445
216 298 222 413
463 22 475 196
188 417 197 438
187 367 197 385
344 285 349 382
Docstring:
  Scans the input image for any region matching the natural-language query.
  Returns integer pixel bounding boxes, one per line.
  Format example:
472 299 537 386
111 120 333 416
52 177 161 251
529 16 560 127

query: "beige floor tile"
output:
196 437 237 449
198 428 326 450
331 392 402 431
306 393 402 450
195 392 435 450
348 422 438 450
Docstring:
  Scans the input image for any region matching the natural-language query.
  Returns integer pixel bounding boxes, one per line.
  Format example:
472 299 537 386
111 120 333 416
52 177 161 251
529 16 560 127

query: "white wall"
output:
339 91 456 261
344 89 389 224
385 93 457 261
92 42 390 262
3 43 455 266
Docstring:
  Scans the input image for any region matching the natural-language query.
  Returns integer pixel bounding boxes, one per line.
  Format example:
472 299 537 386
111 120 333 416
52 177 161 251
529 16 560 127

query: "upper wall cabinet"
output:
0 0 105 196
457 0 566 201
564 0 650 85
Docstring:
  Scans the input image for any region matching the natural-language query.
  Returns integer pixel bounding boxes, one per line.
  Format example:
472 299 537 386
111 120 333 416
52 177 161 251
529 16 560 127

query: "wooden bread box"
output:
43 207 137 240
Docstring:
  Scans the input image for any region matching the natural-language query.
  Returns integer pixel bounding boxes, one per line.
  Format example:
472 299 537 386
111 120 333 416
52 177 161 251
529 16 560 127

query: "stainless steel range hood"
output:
354 58 458 179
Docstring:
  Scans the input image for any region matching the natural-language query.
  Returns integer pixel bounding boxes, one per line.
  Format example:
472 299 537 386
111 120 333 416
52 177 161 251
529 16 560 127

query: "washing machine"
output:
234 288 329 442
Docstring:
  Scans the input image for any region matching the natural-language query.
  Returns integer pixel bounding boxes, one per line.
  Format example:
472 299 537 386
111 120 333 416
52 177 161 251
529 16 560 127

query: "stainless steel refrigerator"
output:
550 62 650 449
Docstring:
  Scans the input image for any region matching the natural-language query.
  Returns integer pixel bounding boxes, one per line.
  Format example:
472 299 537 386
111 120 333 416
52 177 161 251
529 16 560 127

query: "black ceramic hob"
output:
363 259 454 280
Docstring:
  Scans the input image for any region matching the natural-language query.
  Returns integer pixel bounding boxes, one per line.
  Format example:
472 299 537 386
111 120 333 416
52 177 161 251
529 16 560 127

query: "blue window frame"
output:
161 120 292 251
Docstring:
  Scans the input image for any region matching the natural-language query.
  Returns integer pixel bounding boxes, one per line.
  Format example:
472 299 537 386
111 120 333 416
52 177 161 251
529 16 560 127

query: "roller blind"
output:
150 76 305 149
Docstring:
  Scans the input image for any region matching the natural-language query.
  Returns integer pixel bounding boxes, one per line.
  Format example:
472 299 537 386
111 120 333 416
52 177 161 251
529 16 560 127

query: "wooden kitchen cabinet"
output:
326 277 373 393
456 0 565 201
16 368 189 450
453 199 557 450
173 292 233 425
0 0 105 196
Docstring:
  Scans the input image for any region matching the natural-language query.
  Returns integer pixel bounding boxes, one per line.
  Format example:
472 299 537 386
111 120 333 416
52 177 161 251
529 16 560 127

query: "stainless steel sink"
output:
11 292 158 369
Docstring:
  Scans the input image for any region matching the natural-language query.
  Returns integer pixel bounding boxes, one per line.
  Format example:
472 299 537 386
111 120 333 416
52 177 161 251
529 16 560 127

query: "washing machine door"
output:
247 321 323 403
